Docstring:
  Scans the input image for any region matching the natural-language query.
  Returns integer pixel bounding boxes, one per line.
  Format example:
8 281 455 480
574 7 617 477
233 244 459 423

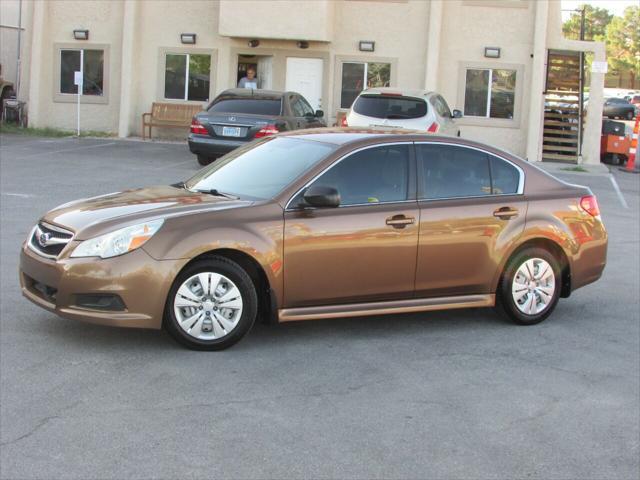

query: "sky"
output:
561 0 638 19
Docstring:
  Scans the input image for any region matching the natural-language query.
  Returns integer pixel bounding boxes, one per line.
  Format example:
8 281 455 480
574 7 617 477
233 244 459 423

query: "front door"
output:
283 143 419 308
285 57 323 111
414 142 527 297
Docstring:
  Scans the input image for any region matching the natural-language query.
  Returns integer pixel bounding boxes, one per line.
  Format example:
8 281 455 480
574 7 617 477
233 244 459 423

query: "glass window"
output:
186 137 335 200
60 49 104 96
418 144 492 199
309 145 410 206
464 68 516 119
340 61 391 108
353 95 427 119
431 95 452 118
290 96 306 117
164 53 211 101
298 96 315 116
490 155 520 194
207 97 282 115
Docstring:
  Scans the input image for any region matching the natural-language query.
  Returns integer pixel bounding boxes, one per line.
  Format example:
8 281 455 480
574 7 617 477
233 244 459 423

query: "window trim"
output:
285 142 416 211
333 55 398 112
53 43 109 105
157 47 217 104
455 61 524 129
414 142 525 201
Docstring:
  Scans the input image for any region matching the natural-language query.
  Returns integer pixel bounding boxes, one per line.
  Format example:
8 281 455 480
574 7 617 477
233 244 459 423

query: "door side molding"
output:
278 294 495 322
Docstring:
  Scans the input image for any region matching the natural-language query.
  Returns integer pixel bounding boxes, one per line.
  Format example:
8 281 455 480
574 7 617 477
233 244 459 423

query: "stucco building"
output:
9 0 606 164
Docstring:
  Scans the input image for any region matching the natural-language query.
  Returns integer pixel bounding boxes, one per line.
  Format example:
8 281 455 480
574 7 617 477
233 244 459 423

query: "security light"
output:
180 33 197 45
248 39 260 48
484 47 501 58
73 29 89 41
297 41 309 49
359 41 375 52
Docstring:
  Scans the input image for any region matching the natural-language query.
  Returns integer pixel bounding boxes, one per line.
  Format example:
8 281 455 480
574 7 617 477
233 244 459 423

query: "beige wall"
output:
0 0 22 87
437 0 535 157
17 0 604 162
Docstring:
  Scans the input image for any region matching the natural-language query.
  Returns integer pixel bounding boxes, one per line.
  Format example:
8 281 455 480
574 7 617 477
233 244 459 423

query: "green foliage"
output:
605 6 640 82
562 4 613 41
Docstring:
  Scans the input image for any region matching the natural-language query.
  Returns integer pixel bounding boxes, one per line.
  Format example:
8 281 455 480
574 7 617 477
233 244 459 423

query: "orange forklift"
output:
601 119 631 165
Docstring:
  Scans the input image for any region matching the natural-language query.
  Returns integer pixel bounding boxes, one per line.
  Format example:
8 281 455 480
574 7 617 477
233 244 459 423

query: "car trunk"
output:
196 113 281 141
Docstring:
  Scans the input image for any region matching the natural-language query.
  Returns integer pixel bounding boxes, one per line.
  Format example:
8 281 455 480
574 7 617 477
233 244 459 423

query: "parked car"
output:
343 88 462 136
20 129 608 350
188 88 326 165
603 97 636 120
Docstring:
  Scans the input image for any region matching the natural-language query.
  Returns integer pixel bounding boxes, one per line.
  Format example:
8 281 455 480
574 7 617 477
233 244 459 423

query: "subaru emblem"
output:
38 232 52 248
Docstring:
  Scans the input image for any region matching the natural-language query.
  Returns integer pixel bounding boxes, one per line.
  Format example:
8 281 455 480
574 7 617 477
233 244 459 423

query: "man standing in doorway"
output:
238 67 258 89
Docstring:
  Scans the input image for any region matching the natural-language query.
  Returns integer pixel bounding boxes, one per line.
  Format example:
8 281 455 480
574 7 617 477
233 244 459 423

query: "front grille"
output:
28 222 74 259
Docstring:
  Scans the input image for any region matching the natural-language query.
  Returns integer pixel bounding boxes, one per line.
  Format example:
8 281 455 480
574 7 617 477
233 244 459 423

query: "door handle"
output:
493 207 519 219
386 215 415 228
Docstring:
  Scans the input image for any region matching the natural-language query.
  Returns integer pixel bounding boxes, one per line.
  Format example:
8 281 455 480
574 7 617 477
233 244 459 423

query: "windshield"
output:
207 97 282 116
185 137 336 200
353 95 428 119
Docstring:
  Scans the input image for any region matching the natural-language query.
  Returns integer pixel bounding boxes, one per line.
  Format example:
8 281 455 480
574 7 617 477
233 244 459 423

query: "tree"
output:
562 4 613 41
605 6 640 88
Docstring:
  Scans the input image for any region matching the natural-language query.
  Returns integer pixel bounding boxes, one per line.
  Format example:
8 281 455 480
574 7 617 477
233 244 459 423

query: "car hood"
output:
41 185 252 240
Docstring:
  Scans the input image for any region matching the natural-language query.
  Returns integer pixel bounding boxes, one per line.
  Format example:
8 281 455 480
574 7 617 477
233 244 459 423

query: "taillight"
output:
254 124 279 138
580 195 601 217
340 116 348 127
190 119 208 135
427 122 439 133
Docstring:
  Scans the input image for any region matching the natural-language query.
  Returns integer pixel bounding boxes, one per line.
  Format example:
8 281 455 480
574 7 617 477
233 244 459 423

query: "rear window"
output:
352 94 428 119
208 97 282 115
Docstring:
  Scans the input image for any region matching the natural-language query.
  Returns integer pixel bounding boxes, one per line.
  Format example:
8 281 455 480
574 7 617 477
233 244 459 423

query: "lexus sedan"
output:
188 88 325 165
20 129 607 350
603 97 636 120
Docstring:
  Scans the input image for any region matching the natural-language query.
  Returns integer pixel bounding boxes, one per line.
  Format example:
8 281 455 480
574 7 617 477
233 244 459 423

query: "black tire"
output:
496 247 561 326
626 110 634 120
164 256 258 350
197 154 215 166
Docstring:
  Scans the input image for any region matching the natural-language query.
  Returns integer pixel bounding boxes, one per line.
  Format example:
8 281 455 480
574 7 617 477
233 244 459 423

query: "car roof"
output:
359 87 435 98
218 88 286 100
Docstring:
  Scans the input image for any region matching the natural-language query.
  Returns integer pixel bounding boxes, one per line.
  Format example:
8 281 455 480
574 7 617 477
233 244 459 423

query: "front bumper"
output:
19 243 187 329
188 134 248 156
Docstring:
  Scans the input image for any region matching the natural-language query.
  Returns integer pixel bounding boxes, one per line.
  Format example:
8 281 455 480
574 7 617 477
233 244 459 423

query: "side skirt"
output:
278 294 495 323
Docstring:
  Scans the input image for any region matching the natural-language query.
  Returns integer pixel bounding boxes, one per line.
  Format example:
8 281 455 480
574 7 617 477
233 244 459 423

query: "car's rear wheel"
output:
497 247 561 325
164 257 258 350
197 154 216 166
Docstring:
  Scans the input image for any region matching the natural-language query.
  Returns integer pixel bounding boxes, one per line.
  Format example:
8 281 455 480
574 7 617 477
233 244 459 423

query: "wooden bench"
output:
141 102 204 140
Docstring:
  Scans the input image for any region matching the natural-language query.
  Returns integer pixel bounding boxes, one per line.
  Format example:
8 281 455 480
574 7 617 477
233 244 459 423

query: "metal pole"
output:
578 7 585 156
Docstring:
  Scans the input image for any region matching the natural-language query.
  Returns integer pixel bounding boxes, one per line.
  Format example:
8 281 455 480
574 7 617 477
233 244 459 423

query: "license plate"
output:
222 126 241 137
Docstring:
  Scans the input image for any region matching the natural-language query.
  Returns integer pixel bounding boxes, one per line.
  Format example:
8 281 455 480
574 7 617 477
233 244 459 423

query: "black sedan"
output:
603 97 636 120
188 89 326 165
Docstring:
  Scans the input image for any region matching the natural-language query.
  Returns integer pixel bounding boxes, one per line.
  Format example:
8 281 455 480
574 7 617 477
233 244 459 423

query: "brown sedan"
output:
20 129 607 350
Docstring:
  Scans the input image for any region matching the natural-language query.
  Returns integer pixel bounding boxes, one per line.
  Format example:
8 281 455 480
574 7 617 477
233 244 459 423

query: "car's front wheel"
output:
164 256 258 350
497 247 561 325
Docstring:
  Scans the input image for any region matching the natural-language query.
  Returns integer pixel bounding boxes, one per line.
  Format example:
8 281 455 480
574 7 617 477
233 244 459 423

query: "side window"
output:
290 96 306 117
298 96 315 116
310 145 410 206
490 155 520 194
430 95 451 118
418 144 492 199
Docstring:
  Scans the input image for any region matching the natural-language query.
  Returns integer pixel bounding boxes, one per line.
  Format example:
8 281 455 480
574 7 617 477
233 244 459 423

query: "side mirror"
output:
302 185 340 208
452 109 463 119
315 109 324 118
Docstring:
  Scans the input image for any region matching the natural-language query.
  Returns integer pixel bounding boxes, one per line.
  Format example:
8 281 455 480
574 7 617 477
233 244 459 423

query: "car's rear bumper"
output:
188 134 249 157
19 243 187 329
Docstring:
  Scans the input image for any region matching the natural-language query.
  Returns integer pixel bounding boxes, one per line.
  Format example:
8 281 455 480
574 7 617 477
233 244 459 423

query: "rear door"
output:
414 142 527 297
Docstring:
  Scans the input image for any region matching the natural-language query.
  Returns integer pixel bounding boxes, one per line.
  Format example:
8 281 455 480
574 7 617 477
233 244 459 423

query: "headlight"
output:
71 219 164 259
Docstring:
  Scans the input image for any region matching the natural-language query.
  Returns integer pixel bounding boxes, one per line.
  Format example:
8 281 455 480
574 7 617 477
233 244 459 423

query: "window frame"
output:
455 61 524 129
463 67 516 120
333 55 397 113
285 142 417 210
157 47 217 105
53 43 109 105
415 142 525 201
163 52 211 102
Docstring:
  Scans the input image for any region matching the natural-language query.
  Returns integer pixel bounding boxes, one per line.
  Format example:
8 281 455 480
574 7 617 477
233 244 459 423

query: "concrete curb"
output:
534 161 611 176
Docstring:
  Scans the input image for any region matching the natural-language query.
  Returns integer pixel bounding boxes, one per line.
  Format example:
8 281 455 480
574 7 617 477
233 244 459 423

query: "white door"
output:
285 57 323 111
257 56 273 90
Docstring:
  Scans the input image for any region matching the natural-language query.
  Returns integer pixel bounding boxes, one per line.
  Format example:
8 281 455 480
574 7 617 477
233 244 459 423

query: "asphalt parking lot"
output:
1 134 638 479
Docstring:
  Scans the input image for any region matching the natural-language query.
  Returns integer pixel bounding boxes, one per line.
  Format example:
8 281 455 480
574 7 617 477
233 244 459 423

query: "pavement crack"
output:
0 415 59 447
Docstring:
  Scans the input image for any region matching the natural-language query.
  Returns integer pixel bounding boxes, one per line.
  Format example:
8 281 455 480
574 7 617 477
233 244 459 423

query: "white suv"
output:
343 87 461 136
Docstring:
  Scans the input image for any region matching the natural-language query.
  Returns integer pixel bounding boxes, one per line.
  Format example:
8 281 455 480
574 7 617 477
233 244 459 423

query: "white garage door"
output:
285 57 323 111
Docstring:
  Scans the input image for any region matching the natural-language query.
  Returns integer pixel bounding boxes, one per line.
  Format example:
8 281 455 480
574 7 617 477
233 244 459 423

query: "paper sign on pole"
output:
591 61 608 74
74 71 82 136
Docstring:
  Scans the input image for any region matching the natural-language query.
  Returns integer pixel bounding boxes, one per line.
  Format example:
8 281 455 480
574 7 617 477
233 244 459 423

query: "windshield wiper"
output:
196 188 239 200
